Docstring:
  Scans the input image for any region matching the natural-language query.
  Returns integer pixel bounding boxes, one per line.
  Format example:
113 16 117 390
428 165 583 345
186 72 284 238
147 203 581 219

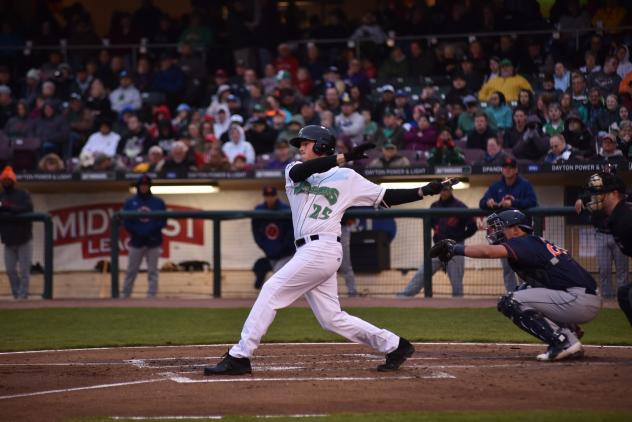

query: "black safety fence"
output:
0 212 54 299
107 207 631 299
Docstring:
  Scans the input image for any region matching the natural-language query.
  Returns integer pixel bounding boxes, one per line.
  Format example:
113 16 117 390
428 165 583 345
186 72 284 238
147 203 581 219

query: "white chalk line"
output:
110 415 327 420
0 378 166 400
2 341 632 355
164 375 431 383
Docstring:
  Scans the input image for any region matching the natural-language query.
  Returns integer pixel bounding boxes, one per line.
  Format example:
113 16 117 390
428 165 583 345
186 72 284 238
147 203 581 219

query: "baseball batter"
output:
204 125 445 375
431 209 601 361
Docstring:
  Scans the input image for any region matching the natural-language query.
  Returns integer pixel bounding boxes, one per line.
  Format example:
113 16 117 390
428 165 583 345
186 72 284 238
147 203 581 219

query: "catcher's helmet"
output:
486 209 533 245
289 125 336 155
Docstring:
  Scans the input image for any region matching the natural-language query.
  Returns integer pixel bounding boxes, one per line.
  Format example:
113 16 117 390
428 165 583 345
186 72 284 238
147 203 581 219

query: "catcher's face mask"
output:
586 173 606 212
485 213 506 245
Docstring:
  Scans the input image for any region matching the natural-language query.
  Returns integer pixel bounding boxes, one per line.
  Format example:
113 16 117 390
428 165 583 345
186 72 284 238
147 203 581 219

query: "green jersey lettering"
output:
293 181 339 205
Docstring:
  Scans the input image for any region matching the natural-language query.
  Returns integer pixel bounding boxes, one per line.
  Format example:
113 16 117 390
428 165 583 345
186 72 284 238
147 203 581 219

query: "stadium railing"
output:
3 25 630 75
110 207 577 299
0 212 54 299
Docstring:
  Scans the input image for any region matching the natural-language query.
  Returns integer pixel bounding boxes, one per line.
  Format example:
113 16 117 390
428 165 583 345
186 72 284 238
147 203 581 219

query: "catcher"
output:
430 209 601 361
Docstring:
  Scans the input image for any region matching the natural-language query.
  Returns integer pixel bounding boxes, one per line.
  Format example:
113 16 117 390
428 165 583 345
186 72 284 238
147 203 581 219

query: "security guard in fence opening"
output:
584 170 632 327
251 186 294 290
121 174 167 298
397 183 477 298
0 166 34 300
430 209 601 361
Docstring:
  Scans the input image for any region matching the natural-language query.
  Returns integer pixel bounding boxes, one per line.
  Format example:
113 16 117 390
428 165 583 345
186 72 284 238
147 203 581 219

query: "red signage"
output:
49 203 205 258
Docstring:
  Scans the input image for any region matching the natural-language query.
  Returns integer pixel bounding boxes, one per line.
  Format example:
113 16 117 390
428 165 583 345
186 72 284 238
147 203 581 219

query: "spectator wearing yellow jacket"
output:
478 59 533 103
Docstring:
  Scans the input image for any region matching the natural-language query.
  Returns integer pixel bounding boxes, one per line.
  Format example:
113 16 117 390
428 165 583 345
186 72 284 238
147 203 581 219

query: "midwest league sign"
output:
50 203 205 258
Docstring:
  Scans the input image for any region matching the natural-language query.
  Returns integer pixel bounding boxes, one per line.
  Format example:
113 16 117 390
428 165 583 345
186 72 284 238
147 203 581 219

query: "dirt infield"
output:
1 342 631 421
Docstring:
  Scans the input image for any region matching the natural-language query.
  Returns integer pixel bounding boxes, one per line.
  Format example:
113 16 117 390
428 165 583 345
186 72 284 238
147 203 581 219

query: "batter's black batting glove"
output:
421 180 444 196
344 143 376 161
429 239 456 262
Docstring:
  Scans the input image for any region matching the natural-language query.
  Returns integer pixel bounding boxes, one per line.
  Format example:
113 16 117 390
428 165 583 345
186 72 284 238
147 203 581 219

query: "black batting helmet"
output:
289 125 336 155
486 209 533 245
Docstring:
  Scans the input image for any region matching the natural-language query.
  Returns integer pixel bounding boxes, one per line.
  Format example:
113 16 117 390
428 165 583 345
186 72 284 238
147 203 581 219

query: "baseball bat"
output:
441 178 461 188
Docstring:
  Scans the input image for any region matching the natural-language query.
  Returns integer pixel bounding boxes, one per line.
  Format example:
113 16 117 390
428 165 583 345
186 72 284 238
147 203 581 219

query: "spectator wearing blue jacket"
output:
251 186 294 289
151 52 186 108
122 175 167 298
479 157 538 292
485 91 513 130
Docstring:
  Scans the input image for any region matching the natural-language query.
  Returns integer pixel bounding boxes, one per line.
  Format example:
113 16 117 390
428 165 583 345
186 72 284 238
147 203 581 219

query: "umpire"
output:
430 209 601 361
585 171 632 326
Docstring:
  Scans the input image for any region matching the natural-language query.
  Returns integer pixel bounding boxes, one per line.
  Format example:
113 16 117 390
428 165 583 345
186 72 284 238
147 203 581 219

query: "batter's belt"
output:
294 234 341 248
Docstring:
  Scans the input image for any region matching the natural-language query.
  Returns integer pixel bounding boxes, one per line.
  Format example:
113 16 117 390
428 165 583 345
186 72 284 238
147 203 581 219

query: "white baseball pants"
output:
230 237 400 358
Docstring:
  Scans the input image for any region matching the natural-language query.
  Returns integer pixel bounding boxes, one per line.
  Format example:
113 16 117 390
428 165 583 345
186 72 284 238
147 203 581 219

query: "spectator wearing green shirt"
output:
543 103 565 136
457 95 497 138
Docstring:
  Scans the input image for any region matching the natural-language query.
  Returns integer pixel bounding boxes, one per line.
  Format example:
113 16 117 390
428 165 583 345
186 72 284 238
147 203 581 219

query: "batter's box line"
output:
159 372 456 383
109 414 328 420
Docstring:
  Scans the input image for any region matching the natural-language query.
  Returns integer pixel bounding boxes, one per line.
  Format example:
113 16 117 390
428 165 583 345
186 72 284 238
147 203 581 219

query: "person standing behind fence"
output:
479 157 538 292
583 171 632 326
397 184 477 298
575 193 628 299
121 175 166 298
0 166 33 300
251 186 294 289
339 216 359 297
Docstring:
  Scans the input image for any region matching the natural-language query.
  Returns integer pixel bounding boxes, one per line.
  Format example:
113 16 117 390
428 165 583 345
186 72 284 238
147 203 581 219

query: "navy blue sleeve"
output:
122 198 136 233
501 237 541 267
511 181 538 209
479 183 498 209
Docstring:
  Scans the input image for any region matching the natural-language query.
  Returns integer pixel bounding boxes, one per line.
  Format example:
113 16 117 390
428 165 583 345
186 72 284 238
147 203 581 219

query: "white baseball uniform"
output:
229 162 401 358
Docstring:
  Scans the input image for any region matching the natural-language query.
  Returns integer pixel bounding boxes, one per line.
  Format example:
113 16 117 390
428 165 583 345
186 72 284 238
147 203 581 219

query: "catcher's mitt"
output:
429 239 456 262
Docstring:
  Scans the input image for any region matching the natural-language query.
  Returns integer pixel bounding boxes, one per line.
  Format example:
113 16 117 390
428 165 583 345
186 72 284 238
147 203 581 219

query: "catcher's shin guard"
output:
497 294 567 346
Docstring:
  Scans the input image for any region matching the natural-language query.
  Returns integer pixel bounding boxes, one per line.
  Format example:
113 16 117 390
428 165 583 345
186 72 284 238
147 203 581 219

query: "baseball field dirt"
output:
1 341 631 421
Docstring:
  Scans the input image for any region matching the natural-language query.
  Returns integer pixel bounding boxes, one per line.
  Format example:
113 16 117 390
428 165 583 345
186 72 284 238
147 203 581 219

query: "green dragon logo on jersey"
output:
294 181 339 205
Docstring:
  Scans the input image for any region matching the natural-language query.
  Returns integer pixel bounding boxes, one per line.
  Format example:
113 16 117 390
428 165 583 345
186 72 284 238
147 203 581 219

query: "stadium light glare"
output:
129 185 220 195
380 181 470 190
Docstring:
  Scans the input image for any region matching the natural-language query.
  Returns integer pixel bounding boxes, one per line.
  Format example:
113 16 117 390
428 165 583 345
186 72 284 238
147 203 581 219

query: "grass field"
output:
0 307 630 351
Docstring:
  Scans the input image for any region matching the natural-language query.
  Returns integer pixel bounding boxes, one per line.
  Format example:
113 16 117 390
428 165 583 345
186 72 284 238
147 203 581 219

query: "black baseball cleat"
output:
203 352 252 375
536 340 584 361
377 338 415 371
569 324 585 340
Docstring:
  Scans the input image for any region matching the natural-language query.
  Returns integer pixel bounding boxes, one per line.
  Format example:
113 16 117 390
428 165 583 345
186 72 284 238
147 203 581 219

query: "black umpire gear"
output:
289 125 336 156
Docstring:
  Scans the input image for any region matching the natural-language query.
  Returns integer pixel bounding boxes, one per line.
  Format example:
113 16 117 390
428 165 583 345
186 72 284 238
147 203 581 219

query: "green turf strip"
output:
0 307 630 352
68 410 632 422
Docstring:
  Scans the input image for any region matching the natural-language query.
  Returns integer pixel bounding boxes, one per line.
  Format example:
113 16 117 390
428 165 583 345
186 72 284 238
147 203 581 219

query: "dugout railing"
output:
110 207 579 299
0 212 54 299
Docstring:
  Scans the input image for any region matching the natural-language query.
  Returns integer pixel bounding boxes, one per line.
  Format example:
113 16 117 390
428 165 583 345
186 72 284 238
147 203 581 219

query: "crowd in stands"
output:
0 0 632 175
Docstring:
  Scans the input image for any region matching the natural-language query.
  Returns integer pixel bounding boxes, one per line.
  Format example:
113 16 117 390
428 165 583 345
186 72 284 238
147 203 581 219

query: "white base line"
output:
110 415 328 420
0 378 166 400
168 375 421 383
1 341 631 355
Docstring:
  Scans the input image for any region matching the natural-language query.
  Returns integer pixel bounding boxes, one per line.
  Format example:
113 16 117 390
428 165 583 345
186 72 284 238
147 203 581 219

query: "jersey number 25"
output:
309 204 332 220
